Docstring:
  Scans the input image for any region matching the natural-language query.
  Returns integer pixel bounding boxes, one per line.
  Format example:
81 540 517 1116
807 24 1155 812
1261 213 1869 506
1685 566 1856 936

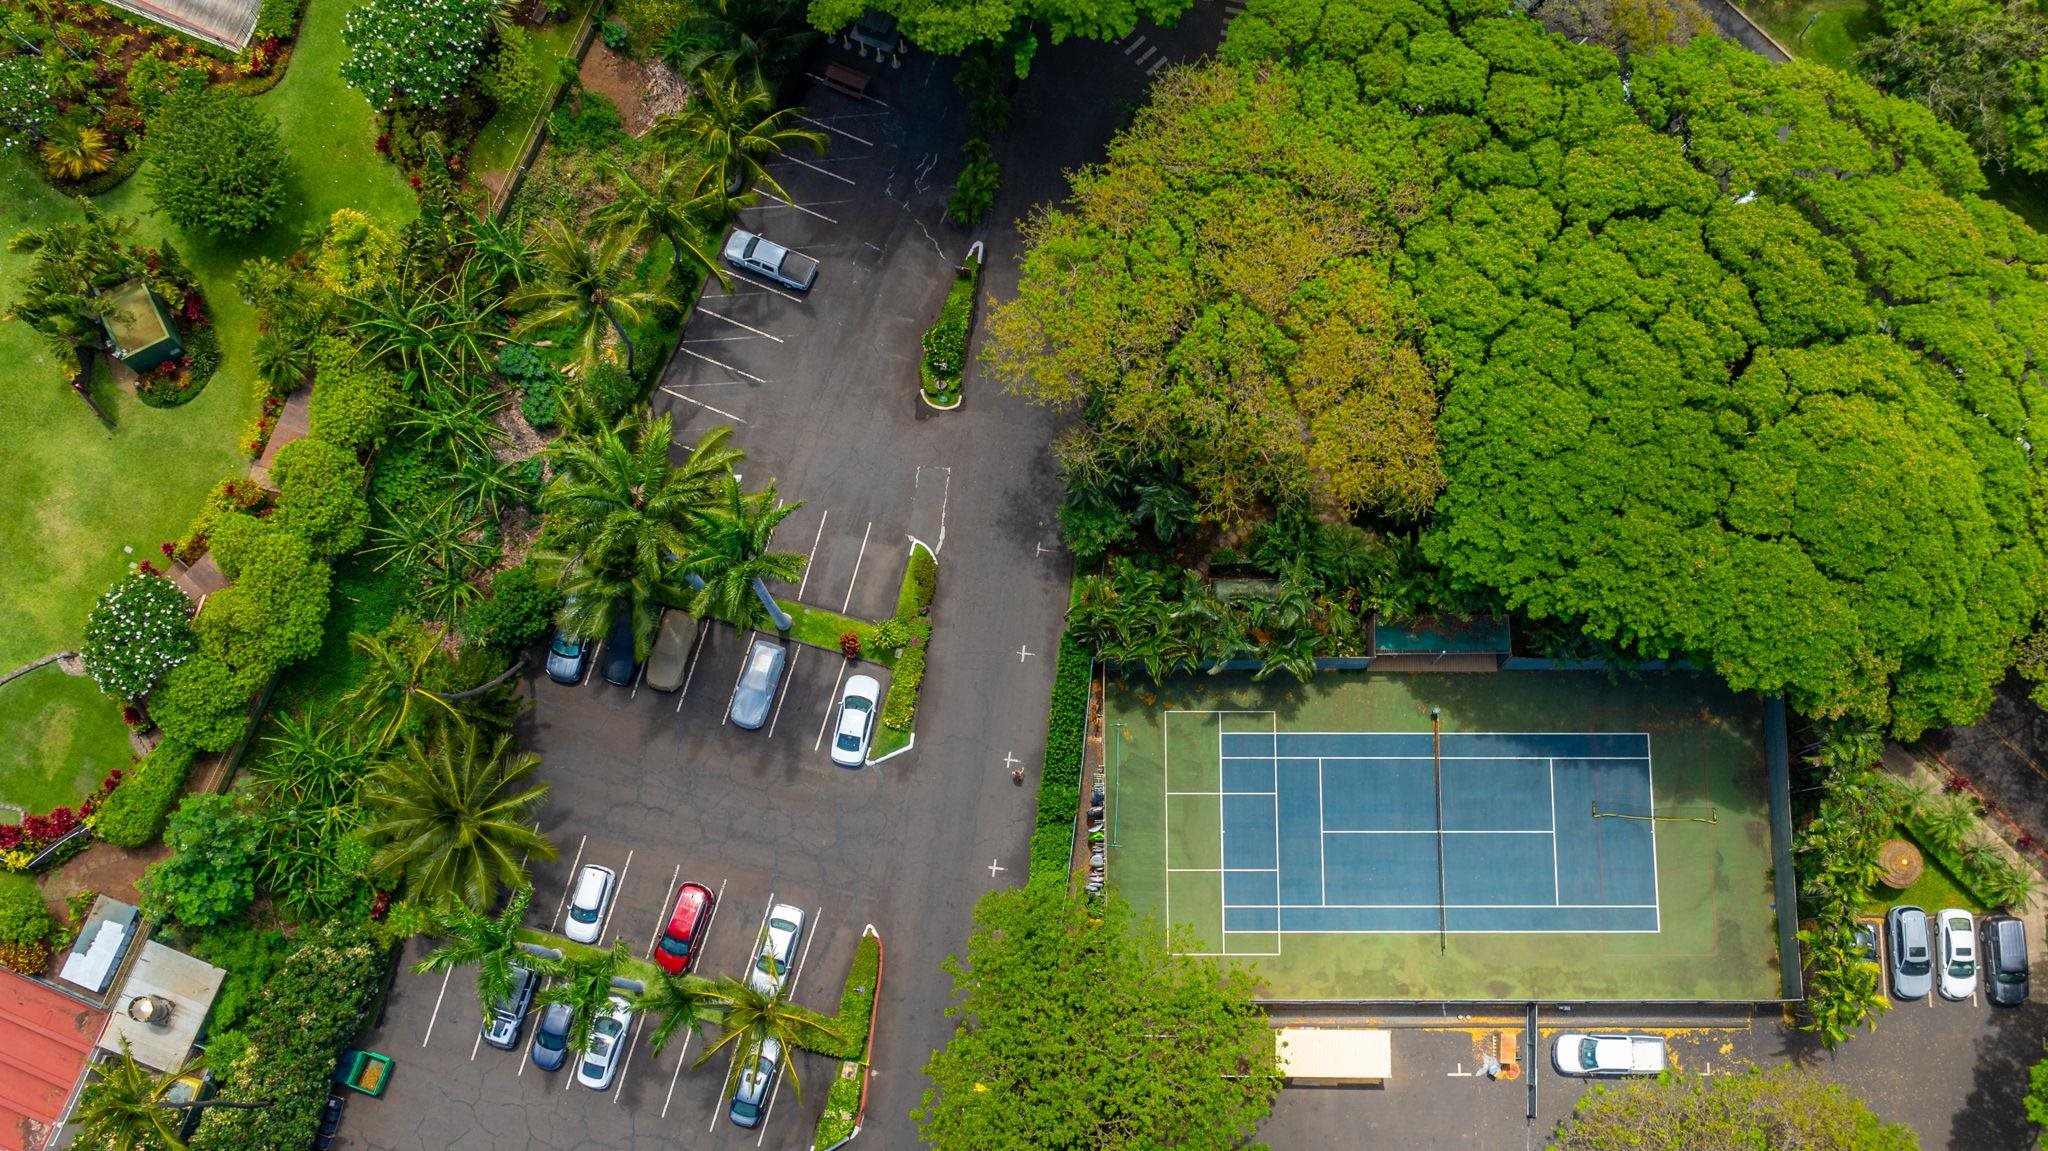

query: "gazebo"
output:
102 279 183 373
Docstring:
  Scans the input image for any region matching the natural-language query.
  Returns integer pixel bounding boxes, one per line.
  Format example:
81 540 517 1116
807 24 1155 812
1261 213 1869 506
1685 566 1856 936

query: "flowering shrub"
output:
0 771 123 868
339 0 499 110
82 568 197 700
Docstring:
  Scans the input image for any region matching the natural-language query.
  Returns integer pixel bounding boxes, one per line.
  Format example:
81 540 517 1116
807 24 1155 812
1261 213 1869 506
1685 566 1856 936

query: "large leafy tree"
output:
916 881 1278 1151
6 199 145 359
361 724 555 908
143 82 291 237
1550 1066 1917 1150
1857 0 2048 174
139 795 263 929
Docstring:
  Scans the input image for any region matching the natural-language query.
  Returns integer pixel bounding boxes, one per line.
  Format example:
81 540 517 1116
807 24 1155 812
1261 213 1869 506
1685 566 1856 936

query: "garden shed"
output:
102 279 183 373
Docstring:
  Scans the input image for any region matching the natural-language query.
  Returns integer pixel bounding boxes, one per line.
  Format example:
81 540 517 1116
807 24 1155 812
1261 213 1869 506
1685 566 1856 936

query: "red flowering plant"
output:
0 772 123 868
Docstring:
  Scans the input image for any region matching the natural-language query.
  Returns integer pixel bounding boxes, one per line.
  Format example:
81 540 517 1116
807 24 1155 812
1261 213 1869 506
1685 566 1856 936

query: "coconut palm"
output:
362 723 556 908
648 67 825 206
66 1040 260 1150
683 474 806 632
590 157 730 287
339 625 463 748
633 971 723 1055
539 940 634 1056
507 222 675 373
694 978 842 1103
414 884 561 1019
41 119 114 180
653 0 818 89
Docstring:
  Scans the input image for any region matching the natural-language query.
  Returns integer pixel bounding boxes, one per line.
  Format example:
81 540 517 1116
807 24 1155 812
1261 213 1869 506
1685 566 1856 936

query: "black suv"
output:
1983 913 2030 1007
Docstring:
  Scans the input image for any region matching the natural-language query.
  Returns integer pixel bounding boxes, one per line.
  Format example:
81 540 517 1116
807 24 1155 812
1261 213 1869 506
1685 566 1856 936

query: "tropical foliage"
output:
341 0 501 110
139 795 263 929
144 83 291 238
68 1040 207 1151
361 724 555 908
82 569 196 702
1549 1066 1917 1150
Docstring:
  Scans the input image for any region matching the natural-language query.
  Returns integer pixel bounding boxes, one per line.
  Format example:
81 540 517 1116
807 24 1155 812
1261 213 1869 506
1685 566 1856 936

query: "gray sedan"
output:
728 637 787 730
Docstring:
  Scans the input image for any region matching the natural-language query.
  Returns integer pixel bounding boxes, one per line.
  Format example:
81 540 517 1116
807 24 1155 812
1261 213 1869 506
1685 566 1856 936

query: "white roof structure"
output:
97 942 225 1073
1274 1027 1392 1082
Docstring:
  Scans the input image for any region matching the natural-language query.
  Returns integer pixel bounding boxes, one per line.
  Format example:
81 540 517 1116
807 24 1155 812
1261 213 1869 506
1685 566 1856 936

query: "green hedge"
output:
95 739 197 847
1028 634 1091 879
879 543 938 734
880 644 924 730
918 260 978 402
806 930 881 1150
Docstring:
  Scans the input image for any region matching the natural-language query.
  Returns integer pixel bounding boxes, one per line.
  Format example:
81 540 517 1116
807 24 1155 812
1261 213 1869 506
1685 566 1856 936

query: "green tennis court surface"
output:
1106 672 1782 1001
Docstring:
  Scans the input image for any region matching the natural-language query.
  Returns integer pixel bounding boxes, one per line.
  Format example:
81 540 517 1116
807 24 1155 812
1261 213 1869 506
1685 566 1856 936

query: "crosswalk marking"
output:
1123 34 1147 53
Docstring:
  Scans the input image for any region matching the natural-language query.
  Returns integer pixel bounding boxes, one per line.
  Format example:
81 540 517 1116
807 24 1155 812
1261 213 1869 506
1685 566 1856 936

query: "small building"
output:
102 279 183 373
1274 1027 1393 1084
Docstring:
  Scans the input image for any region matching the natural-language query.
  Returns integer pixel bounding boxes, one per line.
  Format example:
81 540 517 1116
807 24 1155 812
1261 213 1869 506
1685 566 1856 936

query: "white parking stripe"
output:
1124 34 1147 52
550 835 588 933
648 862 683 957
841 521 874 614
1149 58 1168 73
611 1014 648 1104
597 849 634 943
794 114 873 146
797 510 829 599
711 895 780 1131
673 346 771 384
1135 46 1158 65
815 659 851 753
722 630 759 725
470 1026 484 1062
766 646 800 738
775 152 857 185
421 965 454 1047
802 73 892 106
693 307 786 342
676 621 710 712
660 878 725 1118
711 279 808 304
661 386 751 425
787 908 822 1000
740 191 840 224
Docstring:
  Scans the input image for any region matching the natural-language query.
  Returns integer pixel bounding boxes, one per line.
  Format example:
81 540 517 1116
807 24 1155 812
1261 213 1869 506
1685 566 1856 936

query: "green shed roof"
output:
104 280 176 357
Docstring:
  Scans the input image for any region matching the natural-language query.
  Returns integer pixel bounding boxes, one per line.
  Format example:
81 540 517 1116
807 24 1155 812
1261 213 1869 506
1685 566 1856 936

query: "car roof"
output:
575 865 614 899
845 674 881 697
669 883 709 928
768 901 803 921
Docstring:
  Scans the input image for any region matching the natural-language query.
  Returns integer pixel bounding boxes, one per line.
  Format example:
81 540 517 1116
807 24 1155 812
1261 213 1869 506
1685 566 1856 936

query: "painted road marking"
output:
795 114 873 146
797 510 829 599
597 849 634 944
550 835 589 933
841 521 874 614
421 965 455 1047
777 152 857 185
815 659 851 753
766 646 801 738
693 307 786 342
648 862 684 957
674 346 771 385
662 385 750 426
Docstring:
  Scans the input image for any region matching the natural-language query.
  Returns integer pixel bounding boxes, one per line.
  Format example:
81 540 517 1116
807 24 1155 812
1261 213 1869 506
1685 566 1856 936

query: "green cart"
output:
332 1050 393 1096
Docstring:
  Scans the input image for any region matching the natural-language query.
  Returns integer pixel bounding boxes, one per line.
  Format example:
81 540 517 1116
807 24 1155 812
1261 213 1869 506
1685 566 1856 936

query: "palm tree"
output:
654 0 818 89
69 1041 204 1150
460 209 540 289
536 419 742 656
349 267 501 386
41 120 115 181
507 222 675 373
414 884 561 1019
590 157 730 287
694 977 842 1103
539 940 634 1056
683 474 806 632
634 971 722 1055
648 67 825 206
362 723 556 908
339 626 462 748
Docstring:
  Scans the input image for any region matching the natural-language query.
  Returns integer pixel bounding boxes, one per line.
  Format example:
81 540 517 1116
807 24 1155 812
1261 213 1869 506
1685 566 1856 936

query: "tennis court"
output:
1110 671 1785 1001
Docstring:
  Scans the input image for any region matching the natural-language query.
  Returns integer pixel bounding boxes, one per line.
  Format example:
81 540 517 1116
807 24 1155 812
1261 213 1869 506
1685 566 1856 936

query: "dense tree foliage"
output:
1550 1066 1916 1150
144 83 290 237
340 0 499 110
916 881 1278 1151
140 795 262 928
1859 0 2048 174
999 0 2048 736
807 0 1191 67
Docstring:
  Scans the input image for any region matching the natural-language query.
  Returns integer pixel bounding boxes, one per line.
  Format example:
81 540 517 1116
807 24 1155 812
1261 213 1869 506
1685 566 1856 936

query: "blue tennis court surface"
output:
1209 731 1659 933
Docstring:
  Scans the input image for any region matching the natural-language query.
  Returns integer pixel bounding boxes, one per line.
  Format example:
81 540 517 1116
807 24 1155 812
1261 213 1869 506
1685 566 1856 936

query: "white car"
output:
748 903 806 996
563 864 616 944
1938 908 1979 1000
575 995 634 1090
728 1035 783 1128
830 674 883 767
1551 1033 1668 1077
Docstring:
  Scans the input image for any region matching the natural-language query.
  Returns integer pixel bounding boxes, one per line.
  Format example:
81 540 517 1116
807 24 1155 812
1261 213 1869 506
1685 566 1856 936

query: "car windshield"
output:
844 696 870 713
570 903 598 923
1950 958 1976 977
770 917 798 933
732 1098 760 1120
595 1017 623 1040
837 731 861 751
1577 1040 1599 1071
1902 952 1931 975
2000 968 2027 984
550 635 580 657
537 1027 565 1051
660 934 691 956
756 954 781 976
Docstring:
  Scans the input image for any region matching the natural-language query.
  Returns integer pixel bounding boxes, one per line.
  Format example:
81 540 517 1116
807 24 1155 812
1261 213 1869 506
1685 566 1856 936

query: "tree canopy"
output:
1550 1066 1917 1150
806 0 1190 67
994 0 2048 736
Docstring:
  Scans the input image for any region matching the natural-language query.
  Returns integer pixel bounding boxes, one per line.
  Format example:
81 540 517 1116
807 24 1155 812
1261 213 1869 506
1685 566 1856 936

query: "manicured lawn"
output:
1750 0 1881 70
1863 836 1988 916
469 11 592 179
0 665 133 815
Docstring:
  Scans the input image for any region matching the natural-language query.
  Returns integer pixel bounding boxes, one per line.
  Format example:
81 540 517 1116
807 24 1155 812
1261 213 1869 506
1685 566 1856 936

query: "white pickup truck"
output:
723 230 819 291
1551 1033 1668 1077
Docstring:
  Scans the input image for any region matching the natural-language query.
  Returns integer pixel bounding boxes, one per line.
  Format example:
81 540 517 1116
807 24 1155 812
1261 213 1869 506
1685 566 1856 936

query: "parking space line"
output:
775 152 856 186
711 895 780 1131
815 659 851 753
794 114 873 146
676 623 710 711
673 346 771 385
1136 46 1158 65
841 521 874 613
743 191 840 223
597 849 634 943
766 647 800 738
797 510 829 599
1124 34 1147 52
802 75 891 106
421 965 454 1047
662 386 751 426
709 278 808 305
787 907 822 1001
722 630 759 725
693 307 787 342
755 1069 785 1146
550 834 589 933
648 862 684 957
470 1027 484 1061
612 1014 648 1104
1149 57 1168 73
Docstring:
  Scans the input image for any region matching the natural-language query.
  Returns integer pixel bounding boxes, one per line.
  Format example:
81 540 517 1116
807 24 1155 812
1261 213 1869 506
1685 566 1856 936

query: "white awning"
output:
1274 1028 1392 1082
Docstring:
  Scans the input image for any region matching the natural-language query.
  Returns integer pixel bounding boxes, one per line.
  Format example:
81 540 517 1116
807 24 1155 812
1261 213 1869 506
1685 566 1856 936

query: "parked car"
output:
1983 912 2030 1006
481 964 540 1050
748 903 805 996
1887 905 1935 999
529 1002 574 1072
1938 908 1979 1000
728 1036 784 1128
728 637 788 730
724 229 819 291
601 615 638 686
829 674 883 767
1852 918 1881 965
1551 1033 1669 1077
655 881 715 975
644 609 698 692
563 863 617 944
575 995 635 1090
545 630 589 685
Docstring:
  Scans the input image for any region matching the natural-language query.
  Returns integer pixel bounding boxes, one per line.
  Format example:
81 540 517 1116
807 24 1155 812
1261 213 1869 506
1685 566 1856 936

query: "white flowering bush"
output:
82 568 197 701
340 0 499 110
0 55 54 153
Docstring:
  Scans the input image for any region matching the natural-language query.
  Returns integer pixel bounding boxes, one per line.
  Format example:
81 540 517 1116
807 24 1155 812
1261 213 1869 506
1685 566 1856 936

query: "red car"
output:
654 882 715 974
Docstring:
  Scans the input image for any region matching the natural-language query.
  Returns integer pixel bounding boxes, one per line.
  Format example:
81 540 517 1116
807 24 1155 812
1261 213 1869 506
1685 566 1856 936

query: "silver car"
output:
728 1036 783 1128
728 637 787 730
1938 909 1978 1001
748 903 805 996
564 863 616 945
830 674 882 767
1888 905 1934 1000
529 1002 573 1072
481 964 538 1050
575 995 634 1090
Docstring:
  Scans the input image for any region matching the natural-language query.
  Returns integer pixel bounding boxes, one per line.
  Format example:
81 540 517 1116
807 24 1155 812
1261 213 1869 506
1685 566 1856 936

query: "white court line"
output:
1549 759 1561 906
744 190 839 223
797 510 829 599
674 346 770 384
422 965 455 1047
777 152 856 185
611 1014 648 1103
662 386 750 425
693 308 786 342
550 835 589 932
815 659 850 752
722 630 759 725
648 862 684 957
1318 760 1327 906
840 521 874 613
794 114 873 146
766 646 800 738
596 849 635 943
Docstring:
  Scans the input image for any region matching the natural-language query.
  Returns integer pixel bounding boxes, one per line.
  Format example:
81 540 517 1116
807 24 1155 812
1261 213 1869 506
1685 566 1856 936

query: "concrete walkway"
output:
248 385 311 489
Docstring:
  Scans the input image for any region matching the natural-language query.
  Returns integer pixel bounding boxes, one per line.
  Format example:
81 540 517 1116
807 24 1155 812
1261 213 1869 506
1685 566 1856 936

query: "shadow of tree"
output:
1953 1001 2048 1147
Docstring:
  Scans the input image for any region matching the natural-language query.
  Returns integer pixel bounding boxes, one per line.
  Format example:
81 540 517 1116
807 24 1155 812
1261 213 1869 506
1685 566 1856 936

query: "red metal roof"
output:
0 970 106 1151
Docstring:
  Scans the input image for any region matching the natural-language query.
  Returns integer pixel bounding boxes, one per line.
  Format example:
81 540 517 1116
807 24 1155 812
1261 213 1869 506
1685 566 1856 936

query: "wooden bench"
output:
823 63 871 99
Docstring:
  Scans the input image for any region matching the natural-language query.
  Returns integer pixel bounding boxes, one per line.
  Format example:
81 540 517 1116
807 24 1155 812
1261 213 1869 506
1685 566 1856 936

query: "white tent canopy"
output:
1274 1028 1392 1083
